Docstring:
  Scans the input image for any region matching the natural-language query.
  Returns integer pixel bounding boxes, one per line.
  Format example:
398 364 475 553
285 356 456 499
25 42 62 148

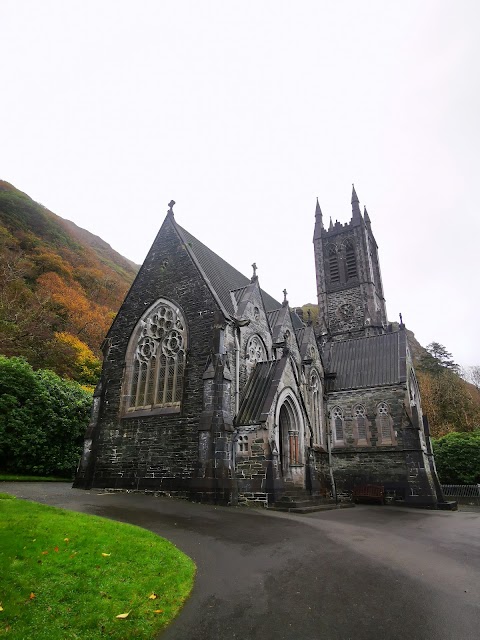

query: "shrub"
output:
0 356 91 476
433 431 480 484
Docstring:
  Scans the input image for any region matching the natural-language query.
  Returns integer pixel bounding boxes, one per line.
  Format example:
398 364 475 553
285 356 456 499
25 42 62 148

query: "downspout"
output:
234 327 240 415
325 400 337 502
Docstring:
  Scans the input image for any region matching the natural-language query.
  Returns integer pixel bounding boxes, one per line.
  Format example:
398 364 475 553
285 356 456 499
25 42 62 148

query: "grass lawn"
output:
0 494 195 639
0 475 72 482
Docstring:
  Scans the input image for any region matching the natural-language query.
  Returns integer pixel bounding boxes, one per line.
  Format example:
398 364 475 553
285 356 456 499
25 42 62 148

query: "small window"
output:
237 435 249 454
331 406 344 444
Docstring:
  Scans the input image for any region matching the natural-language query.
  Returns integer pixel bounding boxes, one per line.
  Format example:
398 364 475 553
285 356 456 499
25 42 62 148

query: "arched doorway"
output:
278 395 302 481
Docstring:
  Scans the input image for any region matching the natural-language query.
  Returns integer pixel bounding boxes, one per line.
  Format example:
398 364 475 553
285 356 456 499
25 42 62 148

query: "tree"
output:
418 342 459 375
433 431 480 484
462 365 480 391
0 356 91 476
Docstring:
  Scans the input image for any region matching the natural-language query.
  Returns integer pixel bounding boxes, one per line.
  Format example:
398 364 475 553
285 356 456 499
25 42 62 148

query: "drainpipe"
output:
325 406 337 502
234 327 240 415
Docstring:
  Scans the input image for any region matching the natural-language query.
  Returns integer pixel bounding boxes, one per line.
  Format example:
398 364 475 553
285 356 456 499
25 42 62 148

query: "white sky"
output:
1 1 479 366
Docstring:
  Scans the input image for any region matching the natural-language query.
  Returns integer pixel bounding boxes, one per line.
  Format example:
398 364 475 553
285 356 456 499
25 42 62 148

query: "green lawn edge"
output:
0 494 196 640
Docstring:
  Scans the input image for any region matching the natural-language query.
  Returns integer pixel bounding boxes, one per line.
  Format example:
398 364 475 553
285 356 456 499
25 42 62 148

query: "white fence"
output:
441 484 480 504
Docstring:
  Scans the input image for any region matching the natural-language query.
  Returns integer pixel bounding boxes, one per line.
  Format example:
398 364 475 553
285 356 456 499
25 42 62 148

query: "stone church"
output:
75 187 442 508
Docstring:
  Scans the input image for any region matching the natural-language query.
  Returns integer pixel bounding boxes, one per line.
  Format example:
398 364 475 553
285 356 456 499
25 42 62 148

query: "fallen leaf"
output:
41 551 48 555
29 593 35 600
148 593 157 600
101 553 111 557
64 538 69 543
0 605 3 611
154 609 164 614
54 546 59 553
115 612 130 619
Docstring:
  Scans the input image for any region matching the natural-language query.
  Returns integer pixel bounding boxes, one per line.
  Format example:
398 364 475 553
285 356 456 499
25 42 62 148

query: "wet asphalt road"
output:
3 483 480 640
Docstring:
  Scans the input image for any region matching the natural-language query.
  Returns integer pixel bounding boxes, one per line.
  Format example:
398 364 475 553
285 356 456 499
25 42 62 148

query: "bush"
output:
0 356 91 476
433 431 480 484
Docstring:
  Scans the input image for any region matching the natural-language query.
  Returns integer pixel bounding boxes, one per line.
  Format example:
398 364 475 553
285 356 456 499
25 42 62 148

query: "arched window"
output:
353 404 368 445
377 402 394 444
125 299 187 412
237 434 249 455
328 246 340 284
331 406 344 444
345 241 357 280
246 335 266 365
310 370 322 445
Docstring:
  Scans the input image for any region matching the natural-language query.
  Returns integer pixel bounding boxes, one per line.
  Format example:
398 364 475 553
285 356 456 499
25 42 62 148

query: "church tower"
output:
313 186 387 341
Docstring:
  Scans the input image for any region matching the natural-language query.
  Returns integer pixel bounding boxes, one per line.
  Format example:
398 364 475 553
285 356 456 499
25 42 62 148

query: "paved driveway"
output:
3 483 480 640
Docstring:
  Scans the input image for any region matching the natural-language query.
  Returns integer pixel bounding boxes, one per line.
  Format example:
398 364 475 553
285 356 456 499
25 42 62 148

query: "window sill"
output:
122 406 181 419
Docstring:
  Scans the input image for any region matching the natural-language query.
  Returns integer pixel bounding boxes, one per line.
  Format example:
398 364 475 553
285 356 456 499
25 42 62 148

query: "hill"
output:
0 181 138 383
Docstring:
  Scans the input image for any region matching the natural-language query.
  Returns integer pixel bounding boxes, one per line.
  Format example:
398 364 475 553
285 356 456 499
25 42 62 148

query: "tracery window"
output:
331 406 344 444
125 299 187 412
353 404 368 445
237 435 249 454
377 402 394 444
310 370 322 445
246 335 266 364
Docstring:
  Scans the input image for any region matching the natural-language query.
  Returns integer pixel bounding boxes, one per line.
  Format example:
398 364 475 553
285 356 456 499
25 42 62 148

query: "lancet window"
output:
125 299 187 412
310 370 322 445
377 402 394 444
353 404 368 444
331 406 344 444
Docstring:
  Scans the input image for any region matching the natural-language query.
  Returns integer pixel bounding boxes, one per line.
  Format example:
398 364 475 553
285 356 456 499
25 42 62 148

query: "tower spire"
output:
313 197 324 239
351 184 362 223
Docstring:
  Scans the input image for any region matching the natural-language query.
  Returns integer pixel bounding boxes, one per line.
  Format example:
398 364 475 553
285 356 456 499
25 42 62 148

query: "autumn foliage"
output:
0 181 137 384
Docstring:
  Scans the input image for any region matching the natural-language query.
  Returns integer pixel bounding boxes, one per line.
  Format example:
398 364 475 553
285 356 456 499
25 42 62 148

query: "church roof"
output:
175 223 281 316
323 331 407 391
235 358 288 426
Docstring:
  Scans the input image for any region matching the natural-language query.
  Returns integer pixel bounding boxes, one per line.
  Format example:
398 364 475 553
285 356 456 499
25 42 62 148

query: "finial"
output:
329 216 333 230
282 289 288 307
251 262 258 282
399 312 405 328
168 200 175 215
307 308 312 326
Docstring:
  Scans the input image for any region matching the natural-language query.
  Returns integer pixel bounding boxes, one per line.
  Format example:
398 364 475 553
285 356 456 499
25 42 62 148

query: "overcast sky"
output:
1 1 479 366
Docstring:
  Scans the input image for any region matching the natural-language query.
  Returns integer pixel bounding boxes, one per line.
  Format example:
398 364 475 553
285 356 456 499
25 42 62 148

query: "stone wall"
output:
75 214 221 494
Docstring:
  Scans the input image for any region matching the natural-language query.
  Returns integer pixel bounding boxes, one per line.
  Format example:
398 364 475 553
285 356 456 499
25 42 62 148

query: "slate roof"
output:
323 331 406 391
176 223 281 316
236 359 287 426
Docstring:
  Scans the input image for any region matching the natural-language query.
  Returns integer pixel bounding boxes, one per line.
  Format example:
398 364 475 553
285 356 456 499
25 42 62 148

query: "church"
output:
74 187 442 508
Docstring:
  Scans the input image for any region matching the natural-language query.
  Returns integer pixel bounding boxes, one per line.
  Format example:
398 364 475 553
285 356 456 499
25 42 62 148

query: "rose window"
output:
246 335 266 364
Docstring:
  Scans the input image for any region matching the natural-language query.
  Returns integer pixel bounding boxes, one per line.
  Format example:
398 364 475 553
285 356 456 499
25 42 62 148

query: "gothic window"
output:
246 335 266 365
328 246 340 283
377 402 394 445
353 404 368 445
331 406 344 444
310 370 322 445
125 299 187 412
345 242 357 280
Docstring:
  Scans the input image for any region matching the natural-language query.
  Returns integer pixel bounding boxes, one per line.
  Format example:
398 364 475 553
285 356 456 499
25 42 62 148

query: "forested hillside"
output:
0 181 138 384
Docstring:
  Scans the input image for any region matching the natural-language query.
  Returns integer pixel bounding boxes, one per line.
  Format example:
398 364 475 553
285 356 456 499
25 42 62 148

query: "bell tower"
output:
313 186 387 341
